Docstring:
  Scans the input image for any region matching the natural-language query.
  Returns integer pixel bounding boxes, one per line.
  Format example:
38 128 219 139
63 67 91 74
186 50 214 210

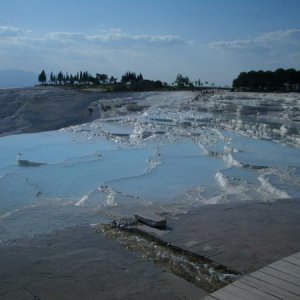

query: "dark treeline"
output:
233 68 300 92
38 70 167 91
38 70 217 91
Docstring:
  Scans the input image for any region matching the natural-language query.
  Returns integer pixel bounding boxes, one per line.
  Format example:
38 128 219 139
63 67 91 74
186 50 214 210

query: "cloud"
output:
46 32 87 42
209 29 300 52
45 29 186 46
0 25 29 37
0 26 187 49
210 39 267 52
257 29 300 45
0 25 192 82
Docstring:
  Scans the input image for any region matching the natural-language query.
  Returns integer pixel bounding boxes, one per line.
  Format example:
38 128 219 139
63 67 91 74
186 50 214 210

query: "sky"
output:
1 0 300 86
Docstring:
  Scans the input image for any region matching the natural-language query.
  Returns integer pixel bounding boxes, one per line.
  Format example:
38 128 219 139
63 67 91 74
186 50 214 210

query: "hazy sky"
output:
1 0 300 85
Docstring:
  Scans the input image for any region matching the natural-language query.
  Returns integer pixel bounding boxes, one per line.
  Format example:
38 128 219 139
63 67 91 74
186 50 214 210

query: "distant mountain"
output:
0 69 38 88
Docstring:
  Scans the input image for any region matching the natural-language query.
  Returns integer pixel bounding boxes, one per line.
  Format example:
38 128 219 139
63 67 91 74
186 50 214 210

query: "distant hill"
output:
0 86 105 136
0 70 37 88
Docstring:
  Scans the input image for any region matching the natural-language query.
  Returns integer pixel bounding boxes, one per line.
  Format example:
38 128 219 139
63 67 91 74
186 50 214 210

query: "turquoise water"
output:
0 118 299 241
1 128 300 210
109 154 224 201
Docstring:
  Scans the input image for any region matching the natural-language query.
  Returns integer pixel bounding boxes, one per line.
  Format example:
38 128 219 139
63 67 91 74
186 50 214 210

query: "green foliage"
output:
36 69 169 91
175 74 190 87
96 73 108 84
38 70 46 84
121 71 138 83
50 72 55 84
109 76 117 84
57 71 63 85
233 68 300 91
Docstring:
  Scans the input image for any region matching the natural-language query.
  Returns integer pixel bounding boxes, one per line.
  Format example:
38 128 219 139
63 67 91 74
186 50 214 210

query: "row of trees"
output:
38 70 213 91
233 68 300 92
174 74 210 88
39 70 117 86
39 69 300 92
38 69 162 90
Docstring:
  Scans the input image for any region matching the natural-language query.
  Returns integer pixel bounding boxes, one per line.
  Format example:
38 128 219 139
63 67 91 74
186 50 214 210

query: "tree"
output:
57 71 64 85
50 72 56 84
154 80 163 89
69 74 75 85
109 76 117 84
96 73 108 84
137 73 144 81
65 72 70 85
38 70 47 84
121 71 137 83
36 68 176 91
82 71 90 84
232 68 300 91
175 74 190 87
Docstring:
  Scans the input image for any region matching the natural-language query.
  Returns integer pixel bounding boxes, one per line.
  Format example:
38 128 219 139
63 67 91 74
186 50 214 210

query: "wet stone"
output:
135 213 167 229
111 217 137 229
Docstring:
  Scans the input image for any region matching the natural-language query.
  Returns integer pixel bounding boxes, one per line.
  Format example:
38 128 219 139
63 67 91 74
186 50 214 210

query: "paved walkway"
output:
204 251 300 300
